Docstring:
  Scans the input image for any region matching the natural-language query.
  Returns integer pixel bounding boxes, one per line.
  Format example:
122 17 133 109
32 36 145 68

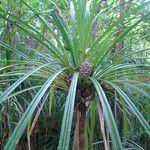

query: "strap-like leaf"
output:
93 12 150 69
0 41 29 59
21 0 69 65
0 64 51 103
4 68 65 150
108 82 150 136
0 8 63 63
5 85 41 100
51 10 77 66
57 72 79 150
90 77 123 150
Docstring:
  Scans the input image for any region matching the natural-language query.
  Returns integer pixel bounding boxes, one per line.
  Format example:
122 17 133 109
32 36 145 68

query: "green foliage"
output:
0 0 150 149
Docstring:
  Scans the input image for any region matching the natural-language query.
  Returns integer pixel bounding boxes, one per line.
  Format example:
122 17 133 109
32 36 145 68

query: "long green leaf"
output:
90 77 123 150
4 68 65 150
6 86 42 100
57 72 79 150
0 8 63 63
90 1 150 51
93 13 150 69
95 64 150 79
51 10 77 66
0 41 29 59
0 64 51 103
21 0 69 65
108 82 150 136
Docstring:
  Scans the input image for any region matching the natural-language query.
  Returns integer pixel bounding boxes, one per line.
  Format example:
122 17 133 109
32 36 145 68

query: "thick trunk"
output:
73 101 87 150
78 101 86 150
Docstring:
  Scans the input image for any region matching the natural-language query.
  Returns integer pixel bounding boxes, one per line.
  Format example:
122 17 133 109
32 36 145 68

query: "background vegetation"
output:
0 0 150 150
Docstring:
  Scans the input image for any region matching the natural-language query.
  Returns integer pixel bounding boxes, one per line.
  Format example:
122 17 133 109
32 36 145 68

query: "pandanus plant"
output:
0 0 150 149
